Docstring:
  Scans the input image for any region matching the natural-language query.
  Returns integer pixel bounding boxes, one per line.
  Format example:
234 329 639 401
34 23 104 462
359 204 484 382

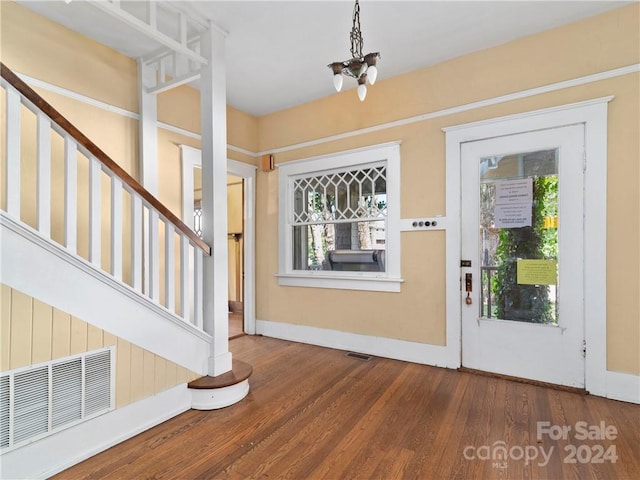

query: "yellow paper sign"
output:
517 259 557 285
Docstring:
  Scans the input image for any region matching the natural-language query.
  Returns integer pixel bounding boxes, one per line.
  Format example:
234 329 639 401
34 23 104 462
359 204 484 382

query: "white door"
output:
461 125 585 388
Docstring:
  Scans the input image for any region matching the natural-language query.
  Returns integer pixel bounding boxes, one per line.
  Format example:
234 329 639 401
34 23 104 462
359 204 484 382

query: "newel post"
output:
200 23 232 376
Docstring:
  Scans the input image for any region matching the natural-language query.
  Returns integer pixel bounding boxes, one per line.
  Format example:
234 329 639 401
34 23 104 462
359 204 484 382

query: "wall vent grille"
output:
0 347 114 452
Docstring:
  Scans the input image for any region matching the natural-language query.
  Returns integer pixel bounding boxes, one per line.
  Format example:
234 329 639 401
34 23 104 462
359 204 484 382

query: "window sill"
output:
276 273 404 292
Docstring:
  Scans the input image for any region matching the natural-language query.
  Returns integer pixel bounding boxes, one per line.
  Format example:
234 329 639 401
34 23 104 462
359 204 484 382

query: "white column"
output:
200 24 232 376
137 59 159 194
138 59 158 297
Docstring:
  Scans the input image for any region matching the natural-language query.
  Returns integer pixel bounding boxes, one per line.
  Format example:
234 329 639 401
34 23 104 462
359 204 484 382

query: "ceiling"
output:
18 1 631 117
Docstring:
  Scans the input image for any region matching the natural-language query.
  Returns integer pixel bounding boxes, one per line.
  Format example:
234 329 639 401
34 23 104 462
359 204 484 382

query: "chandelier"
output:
328 0 380 101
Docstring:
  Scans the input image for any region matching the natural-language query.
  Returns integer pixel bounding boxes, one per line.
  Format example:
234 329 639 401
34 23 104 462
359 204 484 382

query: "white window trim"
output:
277 142 403 292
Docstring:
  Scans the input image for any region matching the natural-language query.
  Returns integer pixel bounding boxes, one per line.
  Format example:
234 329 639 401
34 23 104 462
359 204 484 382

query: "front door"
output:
461 125 585 388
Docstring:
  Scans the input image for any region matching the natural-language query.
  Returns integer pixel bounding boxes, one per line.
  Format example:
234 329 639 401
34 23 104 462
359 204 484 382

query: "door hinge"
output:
582 340 587 358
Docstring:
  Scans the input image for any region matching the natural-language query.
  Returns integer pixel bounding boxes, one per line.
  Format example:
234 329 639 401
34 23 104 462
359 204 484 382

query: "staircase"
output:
0 62 251 477
1 63 212 371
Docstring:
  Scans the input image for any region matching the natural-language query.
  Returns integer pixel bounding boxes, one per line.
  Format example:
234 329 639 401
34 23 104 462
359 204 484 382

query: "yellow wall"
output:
0 284 200 409
255 4 640 375
0 1 259 224
1 1 638 377
0 1 257 312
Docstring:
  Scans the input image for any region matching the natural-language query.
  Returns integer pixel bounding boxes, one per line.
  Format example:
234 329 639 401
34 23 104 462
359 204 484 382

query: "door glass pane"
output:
479 149 559 324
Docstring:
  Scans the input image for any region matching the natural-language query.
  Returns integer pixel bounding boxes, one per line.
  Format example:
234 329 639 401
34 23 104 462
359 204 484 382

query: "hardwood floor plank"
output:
53 336 640 480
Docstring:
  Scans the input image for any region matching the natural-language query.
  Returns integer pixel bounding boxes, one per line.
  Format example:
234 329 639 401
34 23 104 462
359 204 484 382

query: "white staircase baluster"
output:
5 86 21 218
89 157 102 267
149 209 160 301
194 246 203 328
110 177 123 280
2 65 212 337
164 222 175 311
64 136 78 254
180 236 191 323
131 194 143 291
37 113 51 236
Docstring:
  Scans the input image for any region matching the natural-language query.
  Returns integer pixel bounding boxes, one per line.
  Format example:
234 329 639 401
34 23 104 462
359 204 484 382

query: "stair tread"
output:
188 360 253 389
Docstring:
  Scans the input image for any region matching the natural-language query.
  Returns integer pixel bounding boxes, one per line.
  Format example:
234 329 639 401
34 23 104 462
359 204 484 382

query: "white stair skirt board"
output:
190 380 250 410
255 319 451 368
0 212 211 375
1 384 192 480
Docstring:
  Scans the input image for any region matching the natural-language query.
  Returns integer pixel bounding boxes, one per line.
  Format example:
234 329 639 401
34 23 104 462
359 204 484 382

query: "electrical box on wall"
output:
261 154 274 172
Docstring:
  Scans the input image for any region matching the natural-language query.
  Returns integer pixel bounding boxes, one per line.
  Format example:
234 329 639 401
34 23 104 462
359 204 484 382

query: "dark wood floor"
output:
55 336 639 480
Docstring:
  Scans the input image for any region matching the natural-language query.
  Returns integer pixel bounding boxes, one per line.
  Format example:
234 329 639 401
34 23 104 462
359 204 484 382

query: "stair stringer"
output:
0 212 210 375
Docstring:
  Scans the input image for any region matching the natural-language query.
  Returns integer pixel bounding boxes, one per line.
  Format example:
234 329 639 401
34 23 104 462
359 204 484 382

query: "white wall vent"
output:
0 347 115 452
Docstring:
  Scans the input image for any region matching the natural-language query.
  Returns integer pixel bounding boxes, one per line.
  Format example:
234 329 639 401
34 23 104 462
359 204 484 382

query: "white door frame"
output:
443 96 612 396
180 145 257 335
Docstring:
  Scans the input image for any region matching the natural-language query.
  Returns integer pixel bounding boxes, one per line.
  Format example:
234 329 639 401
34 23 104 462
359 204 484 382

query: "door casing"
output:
443 96 611 396
181 145 257 335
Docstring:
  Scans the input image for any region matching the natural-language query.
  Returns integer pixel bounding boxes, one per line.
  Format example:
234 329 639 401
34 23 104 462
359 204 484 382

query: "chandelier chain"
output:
350 0 364 59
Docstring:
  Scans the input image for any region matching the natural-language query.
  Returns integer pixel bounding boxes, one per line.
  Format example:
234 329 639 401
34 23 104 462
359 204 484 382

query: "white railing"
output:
1 64 208 330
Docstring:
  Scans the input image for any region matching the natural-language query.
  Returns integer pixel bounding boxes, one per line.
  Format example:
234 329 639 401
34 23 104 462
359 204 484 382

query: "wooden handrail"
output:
1 62 211 256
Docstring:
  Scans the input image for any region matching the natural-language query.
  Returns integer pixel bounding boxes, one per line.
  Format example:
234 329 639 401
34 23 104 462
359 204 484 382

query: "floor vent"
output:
345 352 373 361
0 347 114 452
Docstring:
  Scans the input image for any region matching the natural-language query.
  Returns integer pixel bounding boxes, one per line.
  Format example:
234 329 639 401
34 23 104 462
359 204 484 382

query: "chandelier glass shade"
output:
328 0 380 101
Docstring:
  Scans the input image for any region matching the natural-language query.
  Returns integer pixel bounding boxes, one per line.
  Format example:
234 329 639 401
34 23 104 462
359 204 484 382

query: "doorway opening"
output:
227 175 244 339
181 145 257 339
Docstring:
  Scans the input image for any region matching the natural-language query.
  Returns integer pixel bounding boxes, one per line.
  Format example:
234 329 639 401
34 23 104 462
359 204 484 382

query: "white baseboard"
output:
1 384 192 479
606 371 640 404
256 320 639 404
256 319 449 368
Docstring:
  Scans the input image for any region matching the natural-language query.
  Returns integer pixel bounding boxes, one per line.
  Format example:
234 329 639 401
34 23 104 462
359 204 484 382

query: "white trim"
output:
275 274 403 293
16 64 638 158
444 96 612 391
190 379 250 410
0 383 191 479
227 159 258 336
441 95 615 133
17 72 139 119
256 319 449 368
0 211 211 374
260 64 637 156
160 121 201 140
180 146 258 336
277 143 402 292
605 371 640 404
91 1 206 65
228 144 259 158
180 144 199 229
16 72 205 143
274 141 402 170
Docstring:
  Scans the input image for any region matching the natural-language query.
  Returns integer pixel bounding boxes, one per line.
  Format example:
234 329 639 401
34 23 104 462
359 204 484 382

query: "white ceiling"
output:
18 0 631 116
